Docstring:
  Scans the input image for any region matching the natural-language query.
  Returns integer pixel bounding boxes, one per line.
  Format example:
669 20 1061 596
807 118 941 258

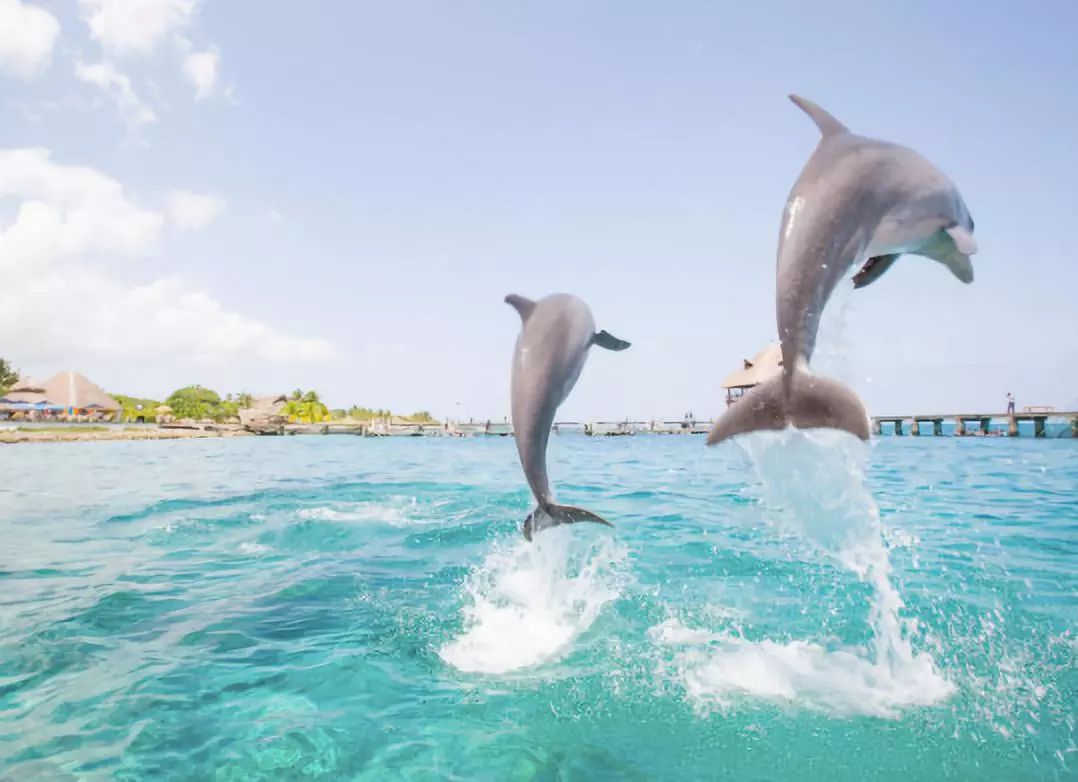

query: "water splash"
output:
659 428 953 718
440 528 627 674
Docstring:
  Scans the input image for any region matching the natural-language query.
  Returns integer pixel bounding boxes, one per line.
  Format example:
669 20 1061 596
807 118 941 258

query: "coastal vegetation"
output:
0 358 18 393
281 390 330 424
346 406 393 421
112 394 163 421
164 386 240 421
2 362 438 427
345 406 437 423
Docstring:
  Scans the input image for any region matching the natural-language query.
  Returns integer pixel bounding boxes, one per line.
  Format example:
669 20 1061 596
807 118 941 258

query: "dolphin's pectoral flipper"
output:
504 294 536 321
591 330 631 351
707 371 870 446
522 503 614 541
852 254 900 289
788 94 848 137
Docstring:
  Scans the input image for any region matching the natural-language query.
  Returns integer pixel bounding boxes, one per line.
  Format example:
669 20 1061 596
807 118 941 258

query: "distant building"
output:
722 343 782 406
0 371 120 418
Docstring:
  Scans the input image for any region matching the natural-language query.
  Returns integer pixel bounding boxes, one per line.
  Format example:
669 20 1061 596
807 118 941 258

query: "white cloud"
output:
167 189 226 230
0 0 60 80
182 49 218 99
0 275 336 364
0 148 334 365
0 147 162 266
74 60 157 127
78 0 198 56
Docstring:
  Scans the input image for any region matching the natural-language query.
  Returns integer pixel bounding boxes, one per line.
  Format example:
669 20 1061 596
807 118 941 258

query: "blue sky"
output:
2 1 1076 419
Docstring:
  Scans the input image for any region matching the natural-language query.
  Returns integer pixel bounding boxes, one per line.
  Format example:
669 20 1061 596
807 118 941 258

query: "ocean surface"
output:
0 433 1074 780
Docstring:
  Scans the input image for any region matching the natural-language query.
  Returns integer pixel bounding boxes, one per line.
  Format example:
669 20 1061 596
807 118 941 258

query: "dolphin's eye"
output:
969 216 975 232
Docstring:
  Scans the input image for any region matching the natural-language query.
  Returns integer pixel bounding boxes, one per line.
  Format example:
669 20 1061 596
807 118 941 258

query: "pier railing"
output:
871 412 1078 438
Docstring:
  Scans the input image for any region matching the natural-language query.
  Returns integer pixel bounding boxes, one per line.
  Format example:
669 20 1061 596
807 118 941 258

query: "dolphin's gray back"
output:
777 134 890 372
510 294 595 505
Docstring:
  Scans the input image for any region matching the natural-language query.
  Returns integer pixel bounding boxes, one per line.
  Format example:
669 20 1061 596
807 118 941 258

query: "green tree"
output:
347 406 391 421
281 397 329 423
291 388 303 401
0 358 19 393
111 393 162 422
236 392 253 408
166 385 223 420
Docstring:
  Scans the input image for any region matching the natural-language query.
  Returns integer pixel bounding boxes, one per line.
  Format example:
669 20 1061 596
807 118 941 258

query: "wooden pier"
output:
251 412 1078 440
872 411 1078 438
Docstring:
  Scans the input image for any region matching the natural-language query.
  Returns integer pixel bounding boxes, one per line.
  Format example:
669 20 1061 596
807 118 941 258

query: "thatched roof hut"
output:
722 343 782 404
40 370 120 411
0 376 50 405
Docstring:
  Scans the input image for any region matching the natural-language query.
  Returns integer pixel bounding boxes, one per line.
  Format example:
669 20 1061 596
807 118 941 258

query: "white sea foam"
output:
653 618 951 718
658 428 953 718
296 498 417 525
440 528 627 675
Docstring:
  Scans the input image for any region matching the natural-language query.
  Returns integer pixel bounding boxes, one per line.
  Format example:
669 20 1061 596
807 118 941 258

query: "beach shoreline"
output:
0 426 254 445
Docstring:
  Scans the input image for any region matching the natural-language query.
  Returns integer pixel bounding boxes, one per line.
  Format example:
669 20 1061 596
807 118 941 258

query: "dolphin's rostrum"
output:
506 292 630 540
709 95 978 446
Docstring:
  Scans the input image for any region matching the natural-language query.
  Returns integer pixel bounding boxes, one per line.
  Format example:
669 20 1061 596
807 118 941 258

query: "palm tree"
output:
302 399 325 423
291 388 303 401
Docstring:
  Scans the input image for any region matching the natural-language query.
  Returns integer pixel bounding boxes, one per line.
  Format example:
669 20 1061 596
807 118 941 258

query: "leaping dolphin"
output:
709 95 978 446
506 293 630 540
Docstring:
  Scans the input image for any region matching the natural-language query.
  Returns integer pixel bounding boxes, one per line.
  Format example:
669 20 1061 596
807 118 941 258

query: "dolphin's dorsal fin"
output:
789 94 848 137
505 294 536 321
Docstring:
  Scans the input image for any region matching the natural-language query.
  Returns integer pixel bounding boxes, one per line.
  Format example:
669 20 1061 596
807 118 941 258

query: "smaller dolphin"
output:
709 95 978 446
506 293 630 541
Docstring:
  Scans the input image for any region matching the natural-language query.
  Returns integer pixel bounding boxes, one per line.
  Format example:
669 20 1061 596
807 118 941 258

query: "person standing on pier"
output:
1007 393 1015 414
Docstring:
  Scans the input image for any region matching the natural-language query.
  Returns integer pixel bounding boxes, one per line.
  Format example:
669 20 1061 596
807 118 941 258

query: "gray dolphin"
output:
709 95 977 445
506 292 630 540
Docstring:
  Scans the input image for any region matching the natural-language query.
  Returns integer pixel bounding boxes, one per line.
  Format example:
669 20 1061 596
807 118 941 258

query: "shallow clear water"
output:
1 434 1075 780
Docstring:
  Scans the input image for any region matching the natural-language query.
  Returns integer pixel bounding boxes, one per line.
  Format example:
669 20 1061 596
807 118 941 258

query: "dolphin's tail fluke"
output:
523 503 614 541
707 369 870 446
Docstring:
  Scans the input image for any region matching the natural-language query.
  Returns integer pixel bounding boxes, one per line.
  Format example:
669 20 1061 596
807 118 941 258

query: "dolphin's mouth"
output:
852 254 898 289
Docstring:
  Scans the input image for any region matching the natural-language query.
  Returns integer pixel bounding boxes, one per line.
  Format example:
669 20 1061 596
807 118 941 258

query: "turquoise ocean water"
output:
1 433 1074 780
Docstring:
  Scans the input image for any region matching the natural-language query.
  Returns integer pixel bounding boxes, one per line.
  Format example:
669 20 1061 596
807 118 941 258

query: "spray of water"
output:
656 428 953 718
440 529 627 674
